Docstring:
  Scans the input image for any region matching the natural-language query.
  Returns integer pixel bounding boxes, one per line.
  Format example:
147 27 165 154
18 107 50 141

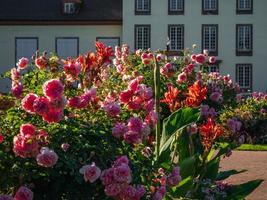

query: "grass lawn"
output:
236 144 267 151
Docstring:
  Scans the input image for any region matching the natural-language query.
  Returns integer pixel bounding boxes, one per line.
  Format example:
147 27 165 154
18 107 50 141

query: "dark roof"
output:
0 0 122 24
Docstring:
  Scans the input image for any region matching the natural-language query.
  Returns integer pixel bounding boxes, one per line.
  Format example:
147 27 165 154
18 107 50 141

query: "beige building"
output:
0 0 267 92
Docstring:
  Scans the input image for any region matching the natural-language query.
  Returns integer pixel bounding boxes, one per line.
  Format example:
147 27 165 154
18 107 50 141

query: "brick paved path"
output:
220 151 267 200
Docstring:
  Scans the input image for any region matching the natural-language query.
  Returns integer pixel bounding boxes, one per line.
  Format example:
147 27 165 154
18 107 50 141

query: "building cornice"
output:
0 20 122 26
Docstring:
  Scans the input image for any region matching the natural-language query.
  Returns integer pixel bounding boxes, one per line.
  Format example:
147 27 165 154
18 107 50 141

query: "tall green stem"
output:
154 56 161 159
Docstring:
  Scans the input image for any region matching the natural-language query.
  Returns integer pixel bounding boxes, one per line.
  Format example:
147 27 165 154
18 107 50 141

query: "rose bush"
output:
0 42 262 199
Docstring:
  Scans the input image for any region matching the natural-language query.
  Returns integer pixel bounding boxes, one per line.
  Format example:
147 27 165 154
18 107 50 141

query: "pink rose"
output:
49 96 66 111
61 143 70 152
79 162 101 183
11 68 21 81
209 56 216 64
119 90 133 104
67 96 81 108
36 147 58 167
103 102 121 117
101 168 115 186
21 93 38 114
191 54 197 61
124 130 142 144
112 122 128 138
104 183 122 197
156 54 164 62
195 54 206 65
113 164 131 183
177 72 187 83
0 134 4 144
127 117 143 132
42 109 63 123
33 97 50 116
113 155 129 167
11 83 23 98
20 124 36 135
14 186 33 200
17 57 29 70
43 79 64 100
35 56 47 69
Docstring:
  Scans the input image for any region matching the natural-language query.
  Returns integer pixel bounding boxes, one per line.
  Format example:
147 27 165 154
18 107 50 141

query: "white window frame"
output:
168 25 184 51
135 25 151 50
56 37 79 58
237 0 252 10
15 37 38 64
236 64 252 91
237 25 252 52
64 3 75 14
136 0 150 12
96 37 120 49
169 0 184 12
202 25 218 55
203 0 217 11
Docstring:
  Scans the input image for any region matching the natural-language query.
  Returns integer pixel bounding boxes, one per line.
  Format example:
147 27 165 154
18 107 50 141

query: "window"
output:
168 0 184 15
56 37 79 58
236 64 252 92
236 24 253 56
237 0 253 14
168 25 184 51
202 0 218 14
135 0 151 15
202 65 219 73
96 37 120 49
64 3 76 14
15 37 38 63
135 25 151 50
202 25 218 56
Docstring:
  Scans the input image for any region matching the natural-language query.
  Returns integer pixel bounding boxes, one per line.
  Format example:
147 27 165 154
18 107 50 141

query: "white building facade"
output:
0 0 267 92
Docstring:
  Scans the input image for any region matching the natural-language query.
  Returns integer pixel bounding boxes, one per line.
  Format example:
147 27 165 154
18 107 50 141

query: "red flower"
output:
0 134 4 143
199 118 224 150
161 84 181 112
185 80 207 107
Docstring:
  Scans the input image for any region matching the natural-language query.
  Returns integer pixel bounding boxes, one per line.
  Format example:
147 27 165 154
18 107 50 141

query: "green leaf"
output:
180 156 197 179
203 157 220 180
170 176 194 198
216 169 247 181
158 108 200 162
227 179 263 200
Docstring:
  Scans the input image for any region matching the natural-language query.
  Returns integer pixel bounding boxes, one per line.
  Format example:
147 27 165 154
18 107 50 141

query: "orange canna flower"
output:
161 84 182 112
199 118 224 150
185 80 207 107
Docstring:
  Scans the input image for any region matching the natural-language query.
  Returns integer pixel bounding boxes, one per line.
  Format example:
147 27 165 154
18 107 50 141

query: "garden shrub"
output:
0 43 262 199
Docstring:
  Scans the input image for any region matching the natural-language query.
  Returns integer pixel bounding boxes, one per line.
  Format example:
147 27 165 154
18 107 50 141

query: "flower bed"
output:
0 43 262 199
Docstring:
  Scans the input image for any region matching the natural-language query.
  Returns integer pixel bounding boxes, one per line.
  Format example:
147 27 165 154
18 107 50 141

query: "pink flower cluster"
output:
100 156 146 200
11 68 23 98
119 76 153 112
191 51 216 65
67 88 97 109
151 167 181 200
112 117 151 144
176 64 196 84
63 59 82 82
36 147 58 168
113 44 130 74
160 63 176 78
252 92 267 101
227 118 242 133
21 79 65 123
79 162 101 183
13 124 48 158
0 186 33 200
141 52 154 65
